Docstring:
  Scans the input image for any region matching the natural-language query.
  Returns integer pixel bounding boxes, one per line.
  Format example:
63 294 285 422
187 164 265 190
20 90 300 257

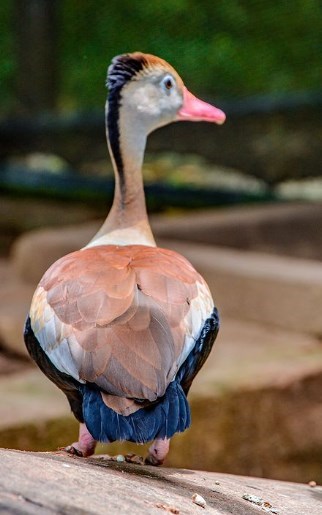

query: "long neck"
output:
88 101 155 247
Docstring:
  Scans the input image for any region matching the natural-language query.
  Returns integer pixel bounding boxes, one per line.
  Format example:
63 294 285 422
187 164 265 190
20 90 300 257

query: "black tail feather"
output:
82 380 190 444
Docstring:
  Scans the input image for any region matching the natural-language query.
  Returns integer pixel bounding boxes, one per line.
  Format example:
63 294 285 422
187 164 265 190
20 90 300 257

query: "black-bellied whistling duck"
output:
24 52 226 465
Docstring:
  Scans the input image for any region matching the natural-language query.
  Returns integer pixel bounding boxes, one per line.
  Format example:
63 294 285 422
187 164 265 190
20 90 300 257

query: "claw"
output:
58 423 97 458
144 454 163 466
62 444 85 457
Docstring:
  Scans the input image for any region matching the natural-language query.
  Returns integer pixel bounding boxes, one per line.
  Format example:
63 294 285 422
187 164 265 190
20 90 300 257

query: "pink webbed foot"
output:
145 438 170 466
61 423 97 458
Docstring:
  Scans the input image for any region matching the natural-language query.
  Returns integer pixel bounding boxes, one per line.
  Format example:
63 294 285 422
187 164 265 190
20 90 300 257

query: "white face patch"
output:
121 74 183 134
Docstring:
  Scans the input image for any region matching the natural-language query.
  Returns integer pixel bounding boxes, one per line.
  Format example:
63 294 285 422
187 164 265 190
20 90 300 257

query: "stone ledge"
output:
164 239 322 334
2 208 322 486
1 315 322 484
9 210 322 334
11 201 322 284
0 449 321 514
10 221 100 285
0 369 68 430
0 258 34 358
152 202 322 259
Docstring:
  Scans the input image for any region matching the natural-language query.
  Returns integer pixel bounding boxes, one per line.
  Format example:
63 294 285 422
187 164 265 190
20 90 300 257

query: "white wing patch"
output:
177 279 214 370
30 286 86 382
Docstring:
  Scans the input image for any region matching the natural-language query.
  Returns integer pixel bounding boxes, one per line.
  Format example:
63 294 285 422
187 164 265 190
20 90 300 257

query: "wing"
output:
30 245 214 403
177 307 219 396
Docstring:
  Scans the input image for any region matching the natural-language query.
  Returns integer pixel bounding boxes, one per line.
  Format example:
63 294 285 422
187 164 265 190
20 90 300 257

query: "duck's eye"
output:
162 75 174 92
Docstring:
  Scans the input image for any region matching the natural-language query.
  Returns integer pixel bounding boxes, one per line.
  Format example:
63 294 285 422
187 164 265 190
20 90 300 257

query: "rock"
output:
2 205 322 483
0 259 34 358
0 316 321 484
11 221 100 284
152 202 322 261
0 284 34 358
192 493 207 508
0 353 28 376
170 316 322 484
0 195 104 257
9 202 313 283
0 449 321 514
278 177 322 201
10 203 322 333
165 239 322 335
0 369 69 431
8 231 322 350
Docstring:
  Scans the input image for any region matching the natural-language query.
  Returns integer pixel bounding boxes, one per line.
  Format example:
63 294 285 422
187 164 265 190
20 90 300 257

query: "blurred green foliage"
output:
1 0 321 111
0 1 15 110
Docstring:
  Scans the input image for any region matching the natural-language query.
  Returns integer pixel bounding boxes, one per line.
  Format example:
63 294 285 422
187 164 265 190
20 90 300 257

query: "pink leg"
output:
63 423 97 457
145 438 170 466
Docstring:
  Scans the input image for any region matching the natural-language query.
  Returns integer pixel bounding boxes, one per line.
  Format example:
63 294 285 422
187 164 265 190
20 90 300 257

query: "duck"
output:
24 52 226 465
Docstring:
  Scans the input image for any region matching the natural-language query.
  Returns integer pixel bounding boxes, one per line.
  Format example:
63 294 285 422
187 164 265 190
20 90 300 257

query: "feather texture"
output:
30 244 214 411
24 51 224 454
82 380 190 443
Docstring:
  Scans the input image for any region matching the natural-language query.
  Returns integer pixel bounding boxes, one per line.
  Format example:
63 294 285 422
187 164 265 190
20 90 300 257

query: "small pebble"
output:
243 494 279 514
192 493 206 508
308 480 317 488
116 454 125 463
243 494 264 506
125 453 144 465
214 481 220 485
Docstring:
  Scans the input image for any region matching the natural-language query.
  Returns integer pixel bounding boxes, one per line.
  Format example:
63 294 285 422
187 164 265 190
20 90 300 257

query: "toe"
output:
144 454 163 466
61 444 84 457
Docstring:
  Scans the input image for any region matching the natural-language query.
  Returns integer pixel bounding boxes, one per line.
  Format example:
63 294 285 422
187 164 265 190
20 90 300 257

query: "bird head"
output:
107 52 226 135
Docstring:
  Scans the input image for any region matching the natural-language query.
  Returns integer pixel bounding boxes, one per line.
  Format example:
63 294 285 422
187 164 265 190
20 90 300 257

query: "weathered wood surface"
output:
0 449 321 514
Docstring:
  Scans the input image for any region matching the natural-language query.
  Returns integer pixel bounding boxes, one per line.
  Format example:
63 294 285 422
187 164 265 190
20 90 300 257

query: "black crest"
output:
106 53 147 197
107 53 147 92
